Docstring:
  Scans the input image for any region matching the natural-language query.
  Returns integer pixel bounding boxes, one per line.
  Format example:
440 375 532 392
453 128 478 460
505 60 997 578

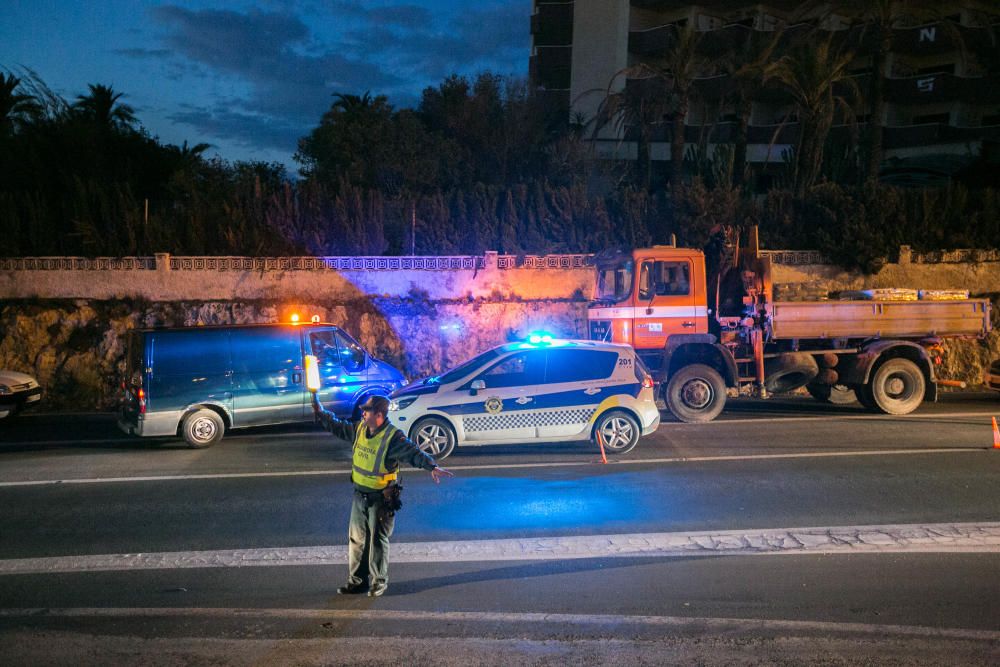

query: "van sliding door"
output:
231 327 307 426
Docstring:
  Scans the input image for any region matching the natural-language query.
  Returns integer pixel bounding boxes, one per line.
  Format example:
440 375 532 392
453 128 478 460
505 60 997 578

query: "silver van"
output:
118 323 405 447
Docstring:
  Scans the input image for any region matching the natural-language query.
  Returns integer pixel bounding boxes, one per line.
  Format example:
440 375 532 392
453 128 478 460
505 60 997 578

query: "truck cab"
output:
589 247 709 356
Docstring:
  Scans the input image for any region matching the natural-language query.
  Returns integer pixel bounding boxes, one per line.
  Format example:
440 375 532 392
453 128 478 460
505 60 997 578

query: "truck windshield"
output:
595 260 634 303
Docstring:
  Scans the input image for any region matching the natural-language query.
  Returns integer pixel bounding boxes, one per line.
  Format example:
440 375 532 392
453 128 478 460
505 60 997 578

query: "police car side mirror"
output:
470 379 486 396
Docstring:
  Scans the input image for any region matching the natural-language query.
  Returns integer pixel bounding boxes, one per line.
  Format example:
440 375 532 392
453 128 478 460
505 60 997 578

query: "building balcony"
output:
531 2 574 46
530 50 572 90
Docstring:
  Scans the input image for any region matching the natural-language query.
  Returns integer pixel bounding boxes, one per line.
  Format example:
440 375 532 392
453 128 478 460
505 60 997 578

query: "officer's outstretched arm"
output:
430 466 453 484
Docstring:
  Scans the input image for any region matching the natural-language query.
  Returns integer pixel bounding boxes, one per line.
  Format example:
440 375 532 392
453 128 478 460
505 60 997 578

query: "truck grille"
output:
589 320 611 341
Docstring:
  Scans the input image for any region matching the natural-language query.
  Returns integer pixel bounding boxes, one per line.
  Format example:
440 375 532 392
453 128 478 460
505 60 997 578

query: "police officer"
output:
313 394 453 597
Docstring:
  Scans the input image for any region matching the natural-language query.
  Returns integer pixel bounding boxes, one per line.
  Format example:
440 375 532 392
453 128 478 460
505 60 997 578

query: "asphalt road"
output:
1 393 999 665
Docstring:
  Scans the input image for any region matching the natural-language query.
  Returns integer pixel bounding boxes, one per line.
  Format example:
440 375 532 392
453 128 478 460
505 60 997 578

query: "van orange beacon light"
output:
290 313 300 324
304 354 320 392
311 315 321 323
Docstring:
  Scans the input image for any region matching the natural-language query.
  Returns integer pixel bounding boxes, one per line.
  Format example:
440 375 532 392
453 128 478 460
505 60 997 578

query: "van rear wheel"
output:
182 408 224 448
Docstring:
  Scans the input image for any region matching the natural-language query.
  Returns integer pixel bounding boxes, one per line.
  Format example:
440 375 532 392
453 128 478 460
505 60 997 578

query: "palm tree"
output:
795 1 970 185
72 83 137 131
592 72 670 190
650 24 704 197
0 72 42 135
764 36 859 196
716 30 783 187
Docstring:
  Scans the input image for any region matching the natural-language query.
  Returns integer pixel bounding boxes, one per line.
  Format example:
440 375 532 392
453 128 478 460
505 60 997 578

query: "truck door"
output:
634 258 702 348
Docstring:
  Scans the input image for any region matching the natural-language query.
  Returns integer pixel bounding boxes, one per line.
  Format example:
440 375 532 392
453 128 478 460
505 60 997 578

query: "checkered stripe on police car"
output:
463 408 595 432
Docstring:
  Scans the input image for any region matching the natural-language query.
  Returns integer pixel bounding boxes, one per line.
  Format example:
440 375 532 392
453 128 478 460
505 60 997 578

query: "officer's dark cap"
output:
360 395 390 416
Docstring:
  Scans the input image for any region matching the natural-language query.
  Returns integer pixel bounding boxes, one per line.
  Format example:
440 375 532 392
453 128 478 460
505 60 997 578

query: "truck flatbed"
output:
769 299 991 340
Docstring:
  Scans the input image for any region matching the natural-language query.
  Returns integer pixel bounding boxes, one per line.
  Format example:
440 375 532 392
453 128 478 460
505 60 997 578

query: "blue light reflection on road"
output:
422 473 663 534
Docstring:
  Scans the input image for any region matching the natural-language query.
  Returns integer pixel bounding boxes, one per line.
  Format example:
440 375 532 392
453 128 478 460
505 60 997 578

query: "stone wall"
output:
1 249 998 411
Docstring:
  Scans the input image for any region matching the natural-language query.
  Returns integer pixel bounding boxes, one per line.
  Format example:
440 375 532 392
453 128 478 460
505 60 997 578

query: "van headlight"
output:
0 385 9 396
390 396 419 411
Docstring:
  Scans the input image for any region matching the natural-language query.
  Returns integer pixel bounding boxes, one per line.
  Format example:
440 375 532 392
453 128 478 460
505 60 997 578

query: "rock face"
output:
0 297 587 410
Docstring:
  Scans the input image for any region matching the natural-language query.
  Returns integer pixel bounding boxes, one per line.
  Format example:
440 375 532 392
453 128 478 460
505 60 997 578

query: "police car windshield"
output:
432 348 503 384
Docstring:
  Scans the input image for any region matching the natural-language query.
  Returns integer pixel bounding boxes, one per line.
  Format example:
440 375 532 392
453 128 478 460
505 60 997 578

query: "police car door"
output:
535 348 621 440
460 349 545 442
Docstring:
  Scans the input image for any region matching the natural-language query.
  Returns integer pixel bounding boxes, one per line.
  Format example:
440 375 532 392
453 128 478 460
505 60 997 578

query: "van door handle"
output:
292 372 302 384
682 321 696 327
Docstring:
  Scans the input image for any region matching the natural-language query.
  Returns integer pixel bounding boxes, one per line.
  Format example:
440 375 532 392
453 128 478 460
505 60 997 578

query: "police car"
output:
387 336 660 459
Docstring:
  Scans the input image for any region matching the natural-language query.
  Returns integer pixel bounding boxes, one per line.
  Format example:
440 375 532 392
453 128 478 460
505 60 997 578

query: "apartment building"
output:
529 1 1000 186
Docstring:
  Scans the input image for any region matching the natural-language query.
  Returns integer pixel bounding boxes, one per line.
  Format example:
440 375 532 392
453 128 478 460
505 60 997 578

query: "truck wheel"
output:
855 383 877 410
806 383 858 405
665 364 726 423
764 353 819 394
181 408 224 448
593 410 641 454
868 358 925 415
411 416 456 459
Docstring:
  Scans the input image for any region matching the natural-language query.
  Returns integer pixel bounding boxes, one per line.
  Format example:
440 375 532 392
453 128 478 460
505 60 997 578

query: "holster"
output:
378 483 403 521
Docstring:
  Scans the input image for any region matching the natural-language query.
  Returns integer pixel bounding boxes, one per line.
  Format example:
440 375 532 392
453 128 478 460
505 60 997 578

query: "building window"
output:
911 112 951 125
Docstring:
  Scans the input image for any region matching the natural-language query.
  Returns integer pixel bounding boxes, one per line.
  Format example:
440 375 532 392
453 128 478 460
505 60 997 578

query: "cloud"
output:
168 104 304 154
128 2 530 165
148 4 405 153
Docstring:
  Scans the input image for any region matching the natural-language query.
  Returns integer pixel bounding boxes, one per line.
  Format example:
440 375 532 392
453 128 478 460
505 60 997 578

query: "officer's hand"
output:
430 466 453 484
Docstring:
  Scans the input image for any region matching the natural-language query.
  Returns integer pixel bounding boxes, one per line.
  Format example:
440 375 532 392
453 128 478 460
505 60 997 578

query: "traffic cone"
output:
595 430 608 464
993 417 1000 449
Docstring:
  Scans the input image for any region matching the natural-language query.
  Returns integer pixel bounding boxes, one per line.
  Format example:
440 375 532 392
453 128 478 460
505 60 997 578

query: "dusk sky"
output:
1 1 531 172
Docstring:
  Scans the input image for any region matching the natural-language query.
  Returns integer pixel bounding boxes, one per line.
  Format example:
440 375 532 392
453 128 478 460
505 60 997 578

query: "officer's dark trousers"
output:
347 489 395 587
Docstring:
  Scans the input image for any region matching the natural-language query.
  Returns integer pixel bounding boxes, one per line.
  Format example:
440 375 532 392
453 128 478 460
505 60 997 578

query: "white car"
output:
388 337 660 459
0 369 42 420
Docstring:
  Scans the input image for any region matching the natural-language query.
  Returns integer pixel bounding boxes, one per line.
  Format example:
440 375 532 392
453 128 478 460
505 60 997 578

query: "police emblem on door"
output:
484 397 503 414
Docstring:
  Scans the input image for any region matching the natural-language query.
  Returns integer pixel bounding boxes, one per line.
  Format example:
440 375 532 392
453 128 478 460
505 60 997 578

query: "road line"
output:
0 607 996 641
0 446 987 487
697 410 1000 426
1 522 998 576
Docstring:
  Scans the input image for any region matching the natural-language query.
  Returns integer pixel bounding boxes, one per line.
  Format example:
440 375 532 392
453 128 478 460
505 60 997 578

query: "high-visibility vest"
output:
352 423 399 490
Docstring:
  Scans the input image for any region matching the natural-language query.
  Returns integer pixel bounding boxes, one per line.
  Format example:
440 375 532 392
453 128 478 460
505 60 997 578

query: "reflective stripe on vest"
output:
352 423 399 490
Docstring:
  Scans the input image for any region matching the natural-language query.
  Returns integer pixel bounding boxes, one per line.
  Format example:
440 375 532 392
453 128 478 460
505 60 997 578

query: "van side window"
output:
543 349 619 383
232 328 301 373
334 331 367 372
309 331 341 367
476 351 544 388
153 330 230 375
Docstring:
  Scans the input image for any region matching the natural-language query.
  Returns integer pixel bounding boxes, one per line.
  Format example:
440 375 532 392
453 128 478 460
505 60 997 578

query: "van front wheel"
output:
182 409 224 448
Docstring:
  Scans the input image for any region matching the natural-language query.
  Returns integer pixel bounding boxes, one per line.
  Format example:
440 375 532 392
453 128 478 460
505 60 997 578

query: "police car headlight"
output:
390 396 419 411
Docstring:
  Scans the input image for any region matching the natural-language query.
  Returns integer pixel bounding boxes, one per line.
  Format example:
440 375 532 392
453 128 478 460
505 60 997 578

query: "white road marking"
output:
0 446 988 488
0 607 997 641
1 522 998 576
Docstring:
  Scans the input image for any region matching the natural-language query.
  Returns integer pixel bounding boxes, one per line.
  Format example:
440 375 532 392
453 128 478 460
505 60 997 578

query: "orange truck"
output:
587 230 991 422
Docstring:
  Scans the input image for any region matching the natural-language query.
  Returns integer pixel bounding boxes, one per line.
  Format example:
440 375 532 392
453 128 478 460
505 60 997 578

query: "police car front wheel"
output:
412 416 456 459
593 410 640 454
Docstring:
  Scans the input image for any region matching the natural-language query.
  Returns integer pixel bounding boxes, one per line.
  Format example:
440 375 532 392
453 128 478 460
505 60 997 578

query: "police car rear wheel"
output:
412 417 456 459
593 410 640 454
181 408 224 448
